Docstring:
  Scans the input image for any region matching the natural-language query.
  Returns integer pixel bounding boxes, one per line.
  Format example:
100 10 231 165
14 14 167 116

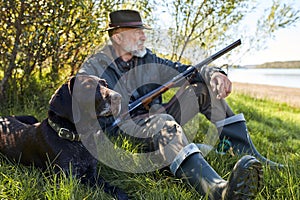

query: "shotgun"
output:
111 39 242 127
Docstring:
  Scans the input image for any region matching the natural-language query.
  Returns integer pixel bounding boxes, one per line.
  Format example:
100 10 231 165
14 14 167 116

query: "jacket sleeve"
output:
199 66 228 84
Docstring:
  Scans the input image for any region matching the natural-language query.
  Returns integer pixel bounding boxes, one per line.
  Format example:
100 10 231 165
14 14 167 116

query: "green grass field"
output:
0 92 299 200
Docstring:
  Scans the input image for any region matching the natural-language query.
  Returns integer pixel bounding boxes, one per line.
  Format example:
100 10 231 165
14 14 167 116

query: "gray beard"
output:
131 48 147 57
123 41 147 58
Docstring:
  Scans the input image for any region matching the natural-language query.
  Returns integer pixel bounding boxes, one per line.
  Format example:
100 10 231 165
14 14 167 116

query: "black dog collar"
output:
48 118 81 142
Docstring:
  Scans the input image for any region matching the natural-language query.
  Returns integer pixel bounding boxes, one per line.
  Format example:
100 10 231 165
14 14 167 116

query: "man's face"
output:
113 28 147 57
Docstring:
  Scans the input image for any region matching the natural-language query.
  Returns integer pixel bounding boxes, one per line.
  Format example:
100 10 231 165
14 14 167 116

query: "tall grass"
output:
0 92 299 199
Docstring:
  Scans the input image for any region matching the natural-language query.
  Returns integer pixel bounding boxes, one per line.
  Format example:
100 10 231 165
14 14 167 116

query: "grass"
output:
0 91 299 200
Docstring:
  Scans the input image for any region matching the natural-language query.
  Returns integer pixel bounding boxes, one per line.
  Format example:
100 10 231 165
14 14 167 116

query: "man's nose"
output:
140 30 147 40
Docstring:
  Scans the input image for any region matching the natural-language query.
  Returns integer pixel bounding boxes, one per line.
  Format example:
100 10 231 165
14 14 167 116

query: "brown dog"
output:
0 75 128 200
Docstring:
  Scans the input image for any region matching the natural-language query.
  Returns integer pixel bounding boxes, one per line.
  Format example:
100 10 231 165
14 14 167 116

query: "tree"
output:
146 0 300 65
248 1 300 55
0 0 113 108
0 0 103 105
0 0 153 110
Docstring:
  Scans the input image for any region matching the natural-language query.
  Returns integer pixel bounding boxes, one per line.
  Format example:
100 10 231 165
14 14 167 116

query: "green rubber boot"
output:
216 113 284 168
170 143 263 200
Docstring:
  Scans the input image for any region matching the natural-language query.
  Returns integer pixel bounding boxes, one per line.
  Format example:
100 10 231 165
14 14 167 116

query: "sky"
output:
225 0 300 66
238 18 300 66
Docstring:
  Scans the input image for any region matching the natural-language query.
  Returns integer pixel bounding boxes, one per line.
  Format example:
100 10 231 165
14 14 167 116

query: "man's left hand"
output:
210 72 232 99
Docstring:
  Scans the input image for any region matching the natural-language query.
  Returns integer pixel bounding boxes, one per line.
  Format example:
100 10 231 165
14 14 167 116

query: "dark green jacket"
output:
78 45 218 127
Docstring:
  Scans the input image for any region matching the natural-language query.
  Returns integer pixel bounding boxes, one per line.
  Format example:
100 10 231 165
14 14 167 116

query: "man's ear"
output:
112 33 123 45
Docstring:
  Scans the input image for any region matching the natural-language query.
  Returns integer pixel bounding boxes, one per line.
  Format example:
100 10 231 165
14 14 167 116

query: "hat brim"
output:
103 24 152 32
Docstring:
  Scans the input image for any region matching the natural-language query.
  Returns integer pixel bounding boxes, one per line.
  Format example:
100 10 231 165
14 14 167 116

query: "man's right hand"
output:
210 72 232 99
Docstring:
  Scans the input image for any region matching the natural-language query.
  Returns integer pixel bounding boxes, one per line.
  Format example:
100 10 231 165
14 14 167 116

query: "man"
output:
78 10 263 200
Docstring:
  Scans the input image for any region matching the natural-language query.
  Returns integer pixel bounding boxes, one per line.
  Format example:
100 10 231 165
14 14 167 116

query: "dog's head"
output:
49 75 121 123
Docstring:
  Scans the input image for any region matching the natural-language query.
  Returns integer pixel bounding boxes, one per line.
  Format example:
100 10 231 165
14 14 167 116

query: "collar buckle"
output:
58 128 76 141
48 118 80 142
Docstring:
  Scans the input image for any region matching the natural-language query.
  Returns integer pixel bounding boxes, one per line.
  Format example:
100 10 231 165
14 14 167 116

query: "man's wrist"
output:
209 67 227 77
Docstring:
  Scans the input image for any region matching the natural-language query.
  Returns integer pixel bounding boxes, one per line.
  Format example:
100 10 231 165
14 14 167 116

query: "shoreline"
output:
232 82 300 108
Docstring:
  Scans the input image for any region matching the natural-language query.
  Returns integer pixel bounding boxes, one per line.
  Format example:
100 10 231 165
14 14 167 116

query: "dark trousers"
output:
109 81 234 171
165 81 234 125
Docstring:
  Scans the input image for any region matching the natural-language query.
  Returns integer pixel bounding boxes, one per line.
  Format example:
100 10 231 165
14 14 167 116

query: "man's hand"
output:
210 72 232 99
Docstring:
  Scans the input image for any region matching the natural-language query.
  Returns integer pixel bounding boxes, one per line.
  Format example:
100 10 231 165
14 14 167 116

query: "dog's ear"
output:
49 77 77 123
68 76 81 123
72 75 99 120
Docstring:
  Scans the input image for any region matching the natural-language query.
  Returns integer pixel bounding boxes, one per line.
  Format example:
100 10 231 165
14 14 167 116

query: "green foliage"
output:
0 0 112 109
0 0 155 111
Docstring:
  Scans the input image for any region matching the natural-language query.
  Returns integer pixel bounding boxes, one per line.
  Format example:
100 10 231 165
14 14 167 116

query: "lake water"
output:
227 68 300 89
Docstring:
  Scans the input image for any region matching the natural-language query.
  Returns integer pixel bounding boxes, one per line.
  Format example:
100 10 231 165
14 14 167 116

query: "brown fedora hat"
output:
105 10 151 31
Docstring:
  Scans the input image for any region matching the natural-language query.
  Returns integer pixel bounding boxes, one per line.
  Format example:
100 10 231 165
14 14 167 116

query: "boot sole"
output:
225 155 263 199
